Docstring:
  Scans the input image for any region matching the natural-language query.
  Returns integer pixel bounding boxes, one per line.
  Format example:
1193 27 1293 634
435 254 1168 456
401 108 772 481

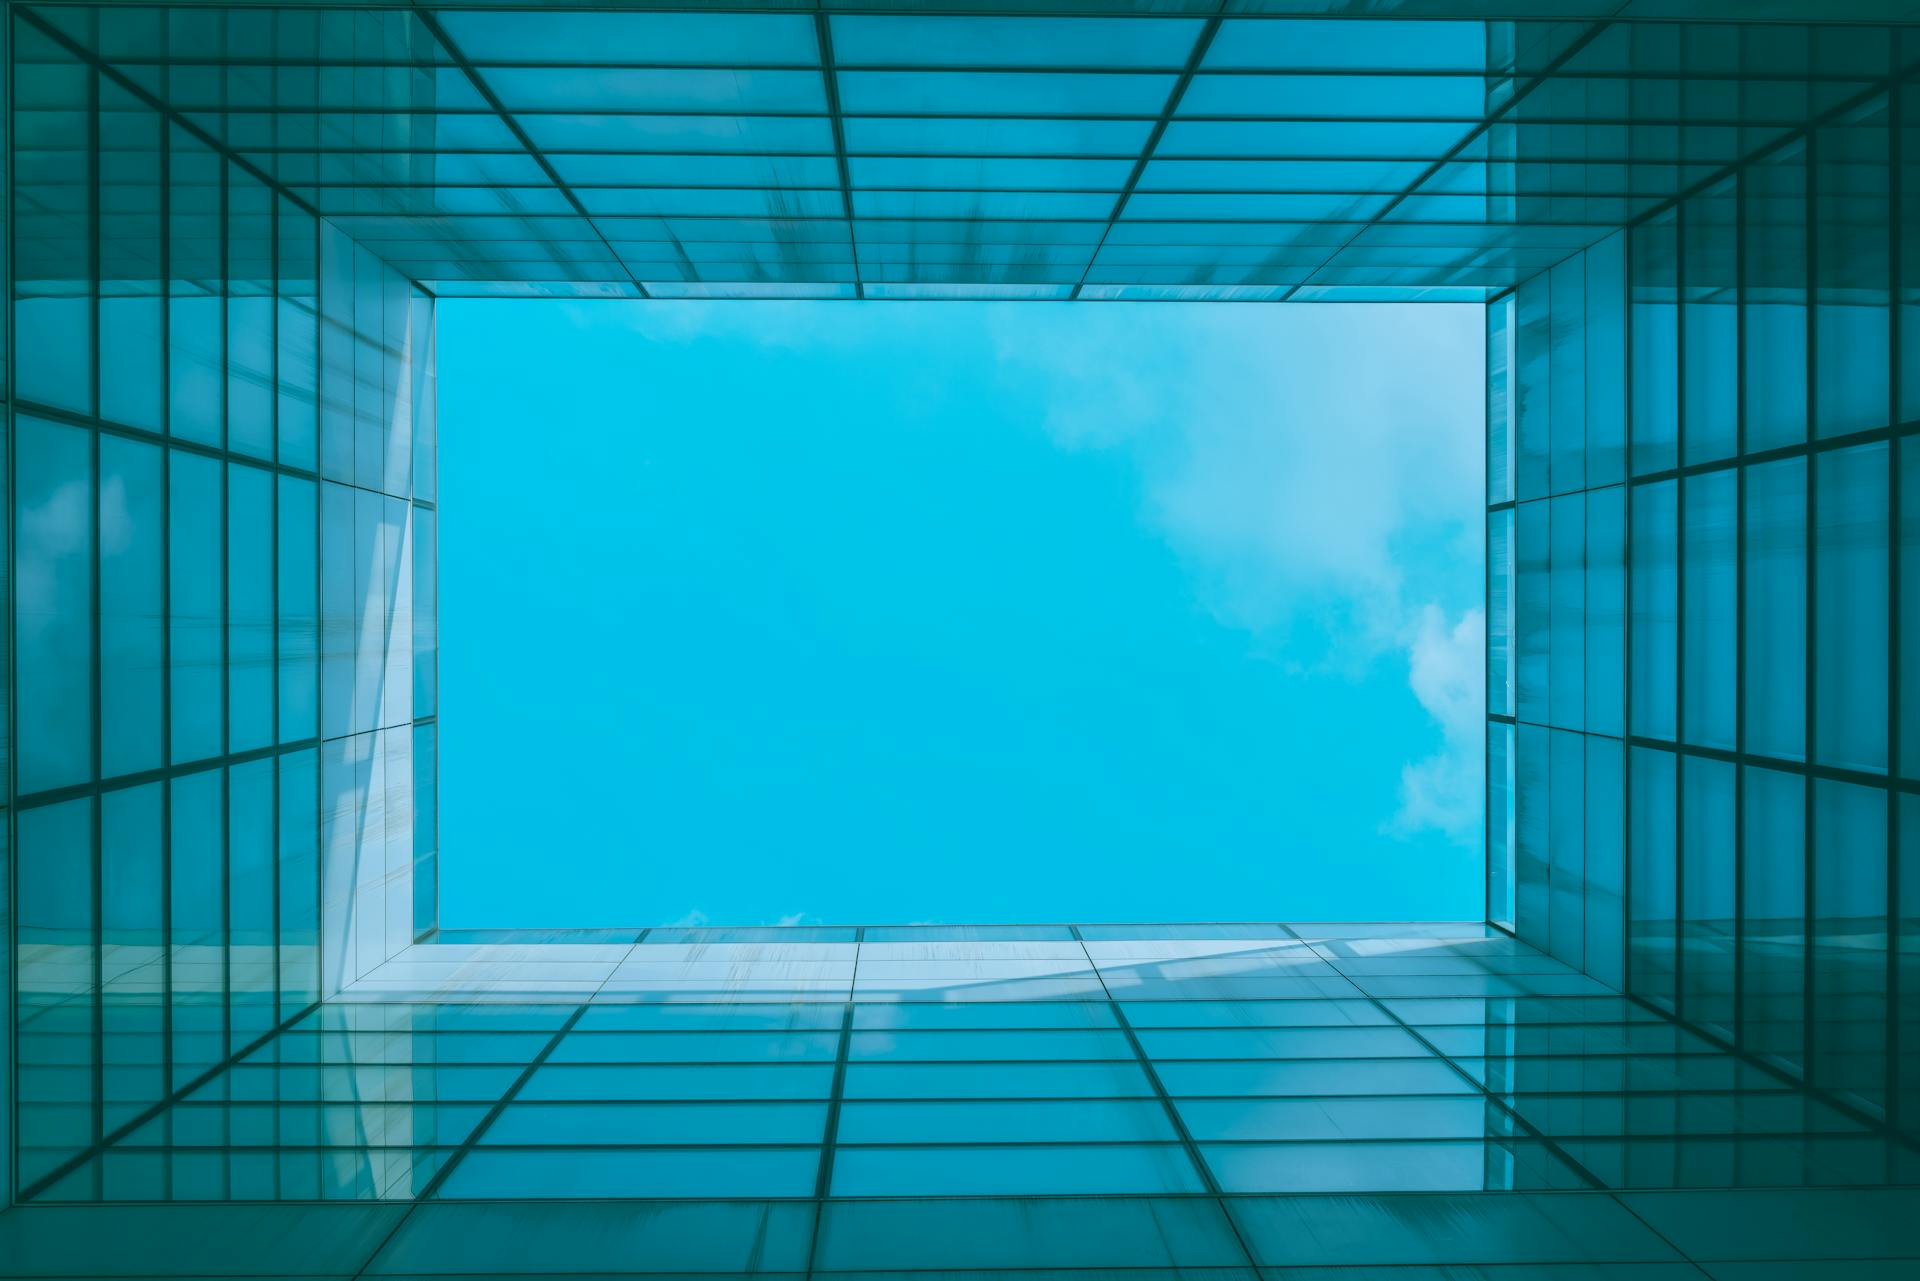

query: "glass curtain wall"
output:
1486 30 1920 1140
9 8 439 1201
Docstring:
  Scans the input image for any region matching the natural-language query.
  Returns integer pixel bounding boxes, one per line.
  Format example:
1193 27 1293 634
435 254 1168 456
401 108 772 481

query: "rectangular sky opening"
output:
438 301 1485 927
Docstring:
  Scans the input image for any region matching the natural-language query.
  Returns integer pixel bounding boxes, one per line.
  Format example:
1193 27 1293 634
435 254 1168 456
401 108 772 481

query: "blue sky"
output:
436 301 1484 926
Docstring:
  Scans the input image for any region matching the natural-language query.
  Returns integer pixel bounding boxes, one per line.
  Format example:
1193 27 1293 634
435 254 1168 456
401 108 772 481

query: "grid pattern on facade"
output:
9 6 441 1206
16 922 1919 1205
6 1 1920 1270
17 5 1918 301
1484 65 1920 1142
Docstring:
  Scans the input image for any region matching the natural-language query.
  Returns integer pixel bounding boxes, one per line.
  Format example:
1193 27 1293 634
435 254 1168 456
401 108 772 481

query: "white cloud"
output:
1391 605 1486 843
530 300 1489 846
987 303 1485 840
17 478 92 633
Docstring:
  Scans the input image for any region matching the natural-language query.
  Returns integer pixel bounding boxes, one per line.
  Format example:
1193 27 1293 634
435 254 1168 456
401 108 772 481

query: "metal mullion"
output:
801 923 858 1272
408 8 662 298
269 126 284 1043
1622 211 1637 1002
217 147 234 1146
313 202 324 1011
14 739 328 813
3 0 16 1201
1884 75 1904 1147
1276 925 1611 1191
164 104 1910 127
1485 292 1498 929
1733 144 1749 1057
1068 924 1261 1271
1804 123 1821 1097
9 7 446 293
108 54 1903 83
808 1006 854 1203
406 1003 592 1201
85 56 105 1197
12 999 319 1204
412 931 646 1200
156 30 178 1190
1406 62 1920 320
1486 730 1920 797
1673 192 1688 1025
813 11 863 299
1069 13 1222 300
8 395 420 501
1281 21 1615 302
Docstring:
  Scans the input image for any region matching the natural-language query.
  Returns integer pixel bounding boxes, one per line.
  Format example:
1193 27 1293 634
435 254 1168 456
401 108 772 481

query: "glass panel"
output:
1516 723 1550 951
279 747 322 1017
1679 756 1735 1036
1585 232 1627 487
171 766 226 1088
100 436 164 779
170 449 223 764
1745 457 1808 762
101 784 164 1133
1488 296 1513 505
1586 483 1626 737
1515 273 1550 501
99 81 163 433
1630 480 1678 741
1811 778 1888 1114
1549 492 1585 729
1743 765 1805 1075
1682 179 1737 465
1584 735 1626 989
228 464 274 754
1681 468 1736 751
170 125 224 448
1629 747 1678 1011
17 798 97 1192
1744 142 1808 453
1630 212 1679 475
1813 443 1889 773
227 165 274 459
15 30 94 414
831 1144 1203 1197
1516 499 1549 723
17 416 95 794
1489 720 1516 932
1814 100 1891 439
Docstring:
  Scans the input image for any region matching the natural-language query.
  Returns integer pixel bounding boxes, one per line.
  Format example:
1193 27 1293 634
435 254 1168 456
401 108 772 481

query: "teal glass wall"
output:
3 4 1918 1271
1485 34 1920 1139
9 7 439 1201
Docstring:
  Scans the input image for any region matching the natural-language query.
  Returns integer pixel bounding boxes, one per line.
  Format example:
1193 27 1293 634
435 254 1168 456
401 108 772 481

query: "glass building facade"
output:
1483 25 1920 1148
1 2 1916 1277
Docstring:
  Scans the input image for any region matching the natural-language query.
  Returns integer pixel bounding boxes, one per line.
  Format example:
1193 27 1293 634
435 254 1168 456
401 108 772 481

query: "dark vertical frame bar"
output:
1884 72 1903 1144
1803 125 1820 1087
84 55 102 1198
1622 198 1637 1004
809 924 861 1212
409 8 658 299
1486 298 1496 928
1070 14 1222 301
410 1003 589 1202
216 151 232 1190
1069 923 1261 1271
156 21 174 1184
1674 191 1688 1023
813 12 861 300
1733 117 1749 1054
4 0 17 1209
